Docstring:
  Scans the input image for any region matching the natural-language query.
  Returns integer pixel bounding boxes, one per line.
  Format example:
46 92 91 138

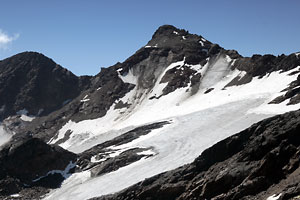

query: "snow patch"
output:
137 149 155 156
16 109 35 121
267 193 282 200
187 62 205 73
117 68 137 85
236 71 247 81
80 99 90 103
0 125 11 147
295 52 300 58
173 31 179 35
10 194 20 198
90 156 106 163
20 115 35 122
199 40 204 46
145 44 158 48
80 95 90 103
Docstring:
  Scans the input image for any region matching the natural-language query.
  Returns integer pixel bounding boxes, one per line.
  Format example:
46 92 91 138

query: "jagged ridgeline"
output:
0 25 300 200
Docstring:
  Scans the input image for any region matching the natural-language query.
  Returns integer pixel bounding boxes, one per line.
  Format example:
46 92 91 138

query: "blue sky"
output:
0 0 299 76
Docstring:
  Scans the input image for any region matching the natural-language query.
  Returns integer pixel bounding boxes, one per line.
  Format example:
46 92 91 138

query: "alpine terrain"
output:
0 25 300 200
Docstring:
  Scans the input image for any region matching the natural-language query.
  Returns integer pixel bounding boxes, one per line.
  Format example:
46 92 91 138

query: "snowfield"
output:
0 125 11 148
44 55 300 200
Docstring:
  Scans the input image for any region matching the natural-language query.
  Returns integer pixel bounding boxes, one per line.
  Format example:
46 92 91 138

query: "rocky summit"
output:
0 25 300 200
0 52 91 120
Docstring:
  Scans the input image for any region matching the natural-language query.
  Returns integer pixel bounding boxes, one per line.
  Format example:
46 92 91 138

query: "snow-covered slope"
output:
44 54 300 199
50 55 300 152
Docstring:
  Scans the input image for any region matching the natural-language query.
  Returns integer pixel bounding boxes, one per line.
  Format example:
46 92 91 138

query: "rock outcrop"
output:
0 137 76 198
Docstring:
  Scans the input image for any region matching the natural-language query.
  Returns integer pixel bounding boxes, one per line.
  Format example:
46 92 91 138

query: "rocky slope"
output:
0 25 300 200
92 109 300 200
0 51 91 120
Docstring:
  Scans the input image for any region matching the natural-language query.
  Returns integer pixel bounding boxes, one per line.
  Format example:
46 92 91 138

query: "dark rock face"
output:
78 121 169 172
233 53 300 78
149 25 213 65
160 65 199 95
0 138 76 197
90 148 150 177
92 109 300 200
0 51 91 120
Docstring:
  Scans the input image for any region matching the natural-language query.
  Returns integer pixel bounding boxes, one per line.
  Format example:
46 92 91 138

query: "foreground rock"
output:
0 138 76 199
92 109 300 200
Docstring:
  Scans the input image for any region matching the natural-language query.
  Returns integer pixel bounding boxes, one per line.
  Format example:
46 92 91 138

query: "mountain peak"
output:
148 24 212 50
0 51 60 74
0 51 90 120
152 24 187 38
14 51 45 57
3 51 51 62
